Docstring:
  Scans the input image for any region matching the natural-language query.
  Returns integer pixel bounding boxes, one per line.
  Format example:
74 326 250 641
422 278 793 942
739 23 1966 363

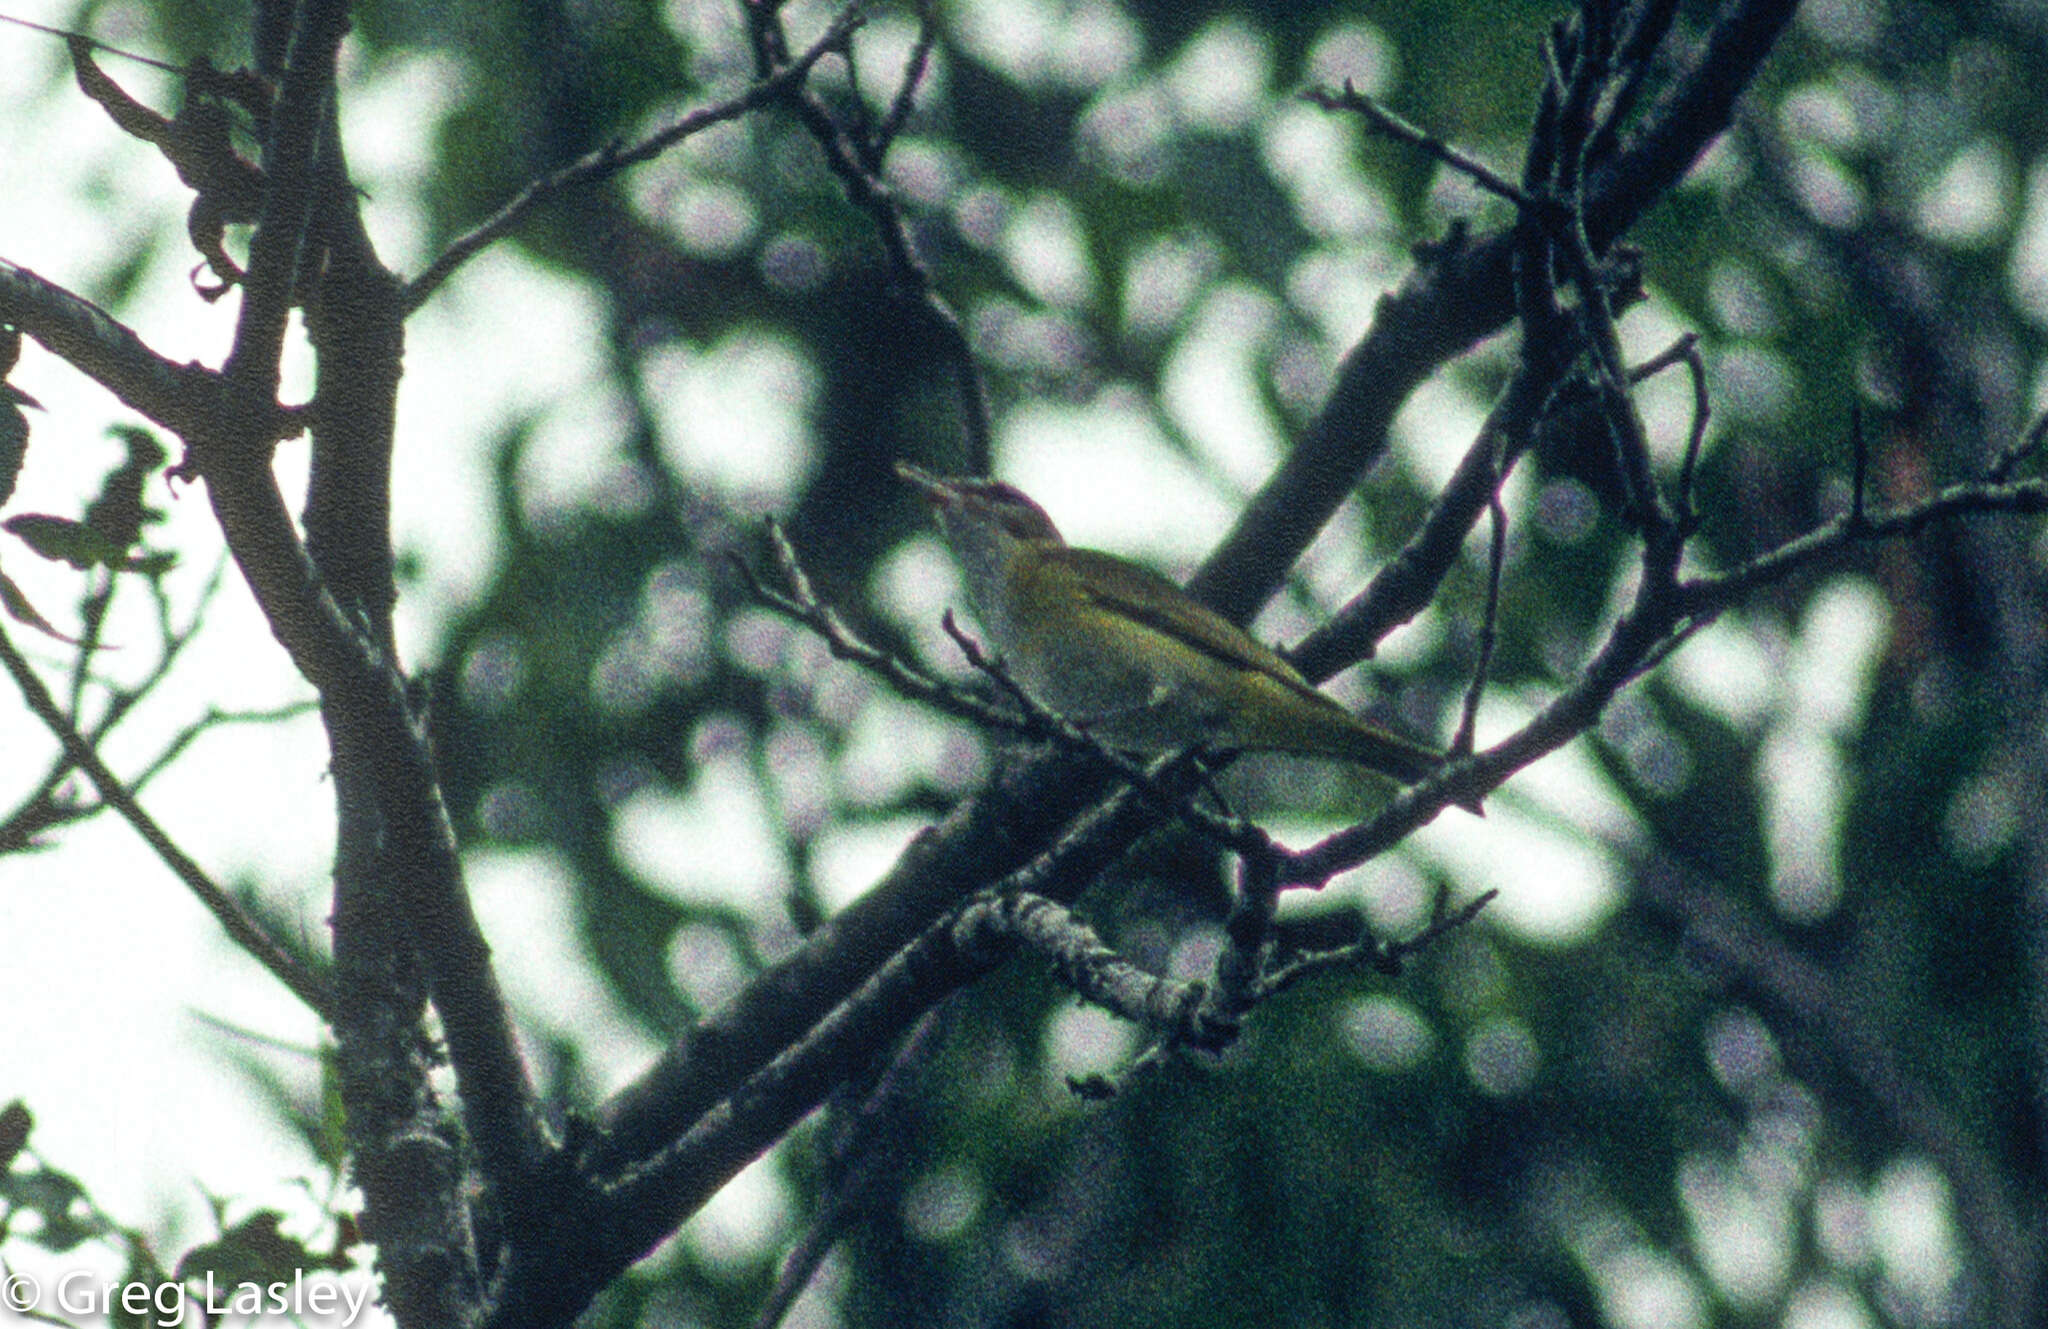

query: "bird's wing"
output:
1050 549 1336 709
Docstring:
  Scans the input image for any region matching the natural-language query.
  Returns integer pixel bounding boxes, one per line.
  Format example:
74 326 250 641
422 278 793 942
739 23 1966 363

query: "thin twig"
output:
746 0 992 471
53 556 230 793
1986 410 2048 483
1674 334 1709 523
736 517 1276 863
1627 329 1700 385
63 571 113 718
938 611 1281 864
401 4 865 315
125 700 319 792
751 1005 952 1329
1550 203 1665 535
1847 402 1869 532
1293 461 2048 888
869 0 937 162
0 12 186 74
1683 473 2048 614
1452 494 1507 757
732 519 1022 732
9 700 317 842
1302 82 1536 209
1259 889 1499 998
1288 359 1547 684
0 619 333 1022
1550 3 1615 203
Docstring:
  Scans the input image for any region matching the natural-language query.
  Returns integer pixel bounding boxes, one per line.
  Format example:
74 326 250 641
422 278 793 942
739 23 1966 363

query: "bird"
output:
896 462 1444 785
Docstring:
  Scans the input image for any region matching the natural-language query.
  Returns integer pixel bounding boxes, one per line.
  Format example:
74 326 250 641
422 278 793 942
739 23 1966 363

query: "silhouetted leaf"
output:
4 513 127 569
85 427 168 552
0 566 77 643
0 1100 29 1174
174 1210 351 1286
0 382 38 510
0 1163 111 1252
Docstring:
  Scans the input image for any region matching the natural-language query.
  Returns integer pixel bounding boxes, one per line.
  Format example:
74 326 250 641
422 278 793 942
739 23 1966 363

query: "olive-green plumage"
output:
897 463 1441 784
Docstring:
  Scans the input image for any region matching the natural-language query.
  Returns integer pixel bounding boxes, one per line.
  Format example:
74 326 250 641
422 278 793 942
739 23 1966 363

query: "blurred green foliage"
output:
24 0 2048 1324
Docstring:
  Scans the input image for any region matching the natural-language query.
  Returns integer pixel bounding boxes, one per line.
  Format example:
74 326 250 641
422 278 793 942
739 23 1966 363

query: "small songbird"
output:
896 462 1443 784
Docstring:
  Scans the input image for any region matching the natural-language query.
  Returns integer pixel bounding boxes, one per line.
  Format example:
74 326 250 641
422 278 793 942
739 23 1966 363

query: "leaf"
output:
83 427 168 554
4 513 128 570
0 567 79 644
0 381 37 511
173 1210 351 1285
0 1100 29 1174
104 425 166 467
0 1165 112 1253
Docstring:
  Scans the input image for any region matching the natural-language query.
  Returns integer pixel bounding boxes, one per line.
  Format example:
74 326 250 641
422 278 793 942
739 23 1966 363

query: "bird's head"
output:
894 462 1064 548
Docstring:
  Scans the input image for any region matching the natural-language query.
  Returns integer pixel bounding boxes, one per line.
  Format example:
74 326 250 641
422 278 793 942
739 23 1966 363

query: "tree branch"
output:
0 619 333 1021
1186 0 1799 630
1640 867 2041 1327
400 3 867 316
1681 476 2048 616
0 260 276 446
745 0 992 471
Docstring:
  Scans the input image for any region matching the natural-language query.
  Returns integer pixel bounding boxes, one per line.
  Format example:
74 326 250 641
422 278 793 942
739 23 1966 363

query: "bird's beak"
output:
893 461 960 512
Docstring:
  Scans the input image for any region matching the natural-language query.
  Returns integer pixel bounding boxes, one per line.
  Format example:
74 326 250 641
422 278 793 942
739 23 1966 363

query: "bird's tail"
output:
1240 690 1442 784
1323 711 1444 785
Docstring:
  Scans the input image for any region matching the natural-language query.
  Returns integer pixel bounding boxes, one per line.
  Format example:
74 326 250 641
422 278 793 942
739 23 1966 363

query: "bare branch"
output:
510 772 1194 1324
124 700 319 793
1290 445 2048 891
869 0 937 162
590 745 1131 1174
401 4 866 315
0 12 187 74
0 619 333 1021
217 0 348 438
1549 197 1667 536
1987 410 2048 483
1674 334 1709 523
0 260 276 446
1683 475 2048 616
968 891 1223 1047
733 519 1020 731
739 520 1278 863
1259 888 1500 999
1451 494 1508 758
1187 0 1799 631
1287 364 1539 684
1584 0 1684 167
745 1 992 472
1301 81 1536 209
